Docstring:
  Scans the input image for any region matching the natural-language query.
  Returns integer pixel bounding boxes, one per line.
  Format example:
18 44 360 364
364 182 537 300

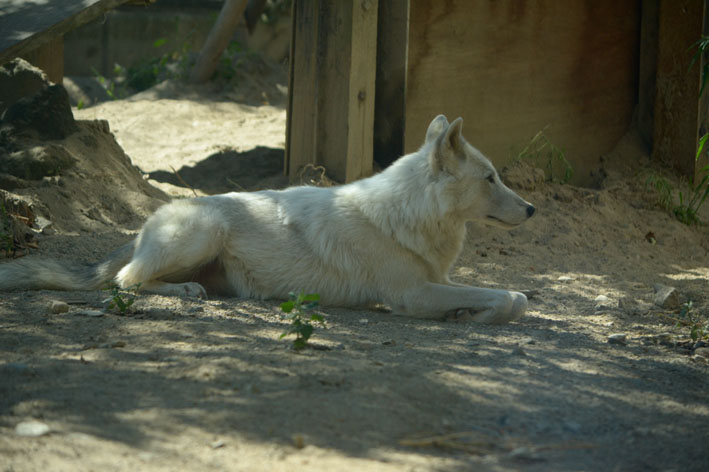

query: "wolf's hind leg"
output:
115 202 226 296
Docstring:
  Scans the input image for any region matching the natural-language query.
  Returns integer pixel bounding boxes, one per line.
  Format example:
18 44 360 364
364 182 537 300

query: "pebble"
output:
653 284 681 309
15 420 51 437
209 439 226 449
511 346 527 356
694 347 709 360
607 334 627 345
292 433 306 449
76 309 104 317
50 301 69 314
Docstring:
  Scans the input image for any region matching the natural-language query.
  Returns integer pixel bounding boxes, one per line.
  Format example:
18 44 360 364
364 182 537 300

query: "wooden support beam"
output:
653 0 709 180
373 0 409 168
286 0 378 183
0 0 131 67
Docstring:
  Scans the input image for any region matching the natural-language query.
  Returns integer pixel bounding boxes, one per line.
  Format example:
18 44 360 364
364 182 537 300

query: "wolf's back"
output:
0 243 133 291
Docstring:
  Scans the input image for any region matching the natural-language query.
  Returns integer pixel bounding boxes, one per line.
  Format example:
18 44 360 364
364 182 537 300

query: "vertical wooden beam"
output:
21 36 64 84
653 0 709 180
285 0 320 179
638 0 659 149
286 0 378 183
373 0 409 167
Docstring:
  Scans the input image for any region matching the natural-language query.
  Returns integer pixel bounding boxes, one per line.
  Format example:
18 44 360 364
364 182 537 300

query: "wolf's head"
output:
425 115 535 228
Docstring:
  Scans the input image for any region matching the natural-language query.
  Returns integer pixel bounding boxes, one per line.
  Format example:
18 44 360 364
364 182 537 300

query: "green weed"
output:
0 201 13 256
668 301 709 343
279 292 324 350
104 283 141 314
517 129 572 184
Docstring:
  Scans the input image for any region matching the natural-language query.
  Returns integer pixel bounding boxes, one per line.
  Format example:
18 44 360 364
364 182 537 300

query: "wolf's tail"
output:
0 242 134 291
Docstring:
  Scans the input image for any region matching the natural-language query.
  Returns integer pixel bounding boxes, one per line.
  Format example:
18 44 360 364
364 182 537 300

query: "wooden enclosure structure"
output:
287 0 709 185
0 0 136 84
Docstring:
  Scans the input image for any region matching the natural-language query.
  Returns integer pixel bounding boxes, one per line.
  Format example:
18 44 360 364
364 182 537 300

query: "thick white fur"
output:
0 115 535 323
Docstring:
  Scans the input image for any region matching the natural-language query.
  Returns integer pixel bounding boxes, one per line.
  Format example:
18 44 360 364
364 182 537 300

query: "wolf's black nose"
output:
526 205 536 218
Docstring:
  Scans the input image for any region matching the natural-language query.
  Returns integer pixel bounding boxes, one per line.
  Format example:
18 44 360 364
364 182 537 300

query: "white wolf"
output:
0 115 535 323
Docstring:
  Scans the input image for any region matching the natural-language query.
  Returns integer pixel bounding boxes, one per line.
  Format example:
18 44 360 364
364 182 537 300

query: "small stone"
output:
292 433 305 449
693 347 709 359
607 334 627 345
50 301 69 314
76 309 104 317
15 420 51 437
511 346 527 356
653 284 681 309
209 439 226 449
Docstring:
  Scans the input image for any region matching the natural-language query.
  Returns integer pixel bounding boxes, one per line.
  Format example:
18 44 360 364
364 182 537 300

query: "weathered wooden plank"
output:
638 0 659 149
653 0 709 180
0 0 132 66
285 0 320 180
404 0 640 185
373 0 408 167
319 0 377 181
286 0 377 183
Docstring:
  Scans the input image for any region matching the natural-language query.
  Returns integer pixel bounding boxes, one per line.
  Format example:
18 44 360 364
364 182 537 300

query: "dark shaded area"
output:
148 146 287 194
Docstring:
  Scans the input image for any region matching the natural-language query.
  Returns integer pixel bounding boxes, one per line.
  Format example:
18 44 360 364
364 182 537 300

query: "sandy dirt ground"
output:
1 60 709 472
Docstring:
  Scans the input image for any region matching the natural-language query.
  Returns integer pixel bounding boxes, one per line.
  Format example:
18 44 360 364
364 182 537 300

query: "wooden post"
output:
286 0 378 183
21 36 64 84
653 0 709 180
373 0 409 167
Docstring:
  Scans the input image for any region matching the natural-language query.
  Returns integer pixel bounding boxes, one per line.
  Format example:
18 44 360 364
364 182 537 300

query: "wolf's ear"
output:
441 117 464 154
425 115 449 143
430 117 465 174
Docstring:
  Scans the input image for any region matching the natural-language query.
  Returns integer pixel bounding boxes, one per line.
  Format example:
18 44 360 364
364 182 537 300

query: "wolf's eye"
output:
486 174 495 183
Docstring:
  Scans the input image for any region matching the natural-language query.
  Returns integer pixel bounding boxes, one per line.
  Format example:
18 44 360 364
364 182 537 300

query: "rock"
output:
292 433 306 449
1 81 78 140
0 58 49 117
594 295 614 311
209 439 226 449
693 347 709 360
511 346 527 356
76 309 104 317
50 301 69 314
33 216 54 234
15 420 51 437
653 284 681 309
607 334 627 345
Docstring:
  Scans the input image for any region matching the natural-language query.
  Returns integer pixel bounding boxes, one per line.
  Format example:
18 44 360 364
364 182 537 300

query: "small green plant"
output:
279 292 324 350
0 201 15 256
645 173 674 211
668 301 709 343
517 129 573 184
104 283 141 314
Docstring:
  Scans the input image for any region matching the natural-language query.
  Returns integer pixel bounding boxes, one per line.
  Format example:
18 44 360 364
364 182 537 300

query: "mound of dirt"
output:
0 59 168 248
